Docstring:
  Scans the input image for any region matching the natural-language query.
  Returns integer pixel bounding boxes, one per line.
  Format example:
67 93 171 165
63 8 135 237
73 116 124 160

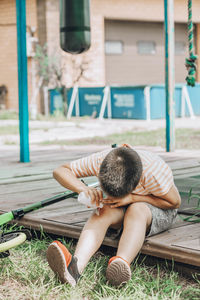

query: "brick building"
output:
0 0 200 113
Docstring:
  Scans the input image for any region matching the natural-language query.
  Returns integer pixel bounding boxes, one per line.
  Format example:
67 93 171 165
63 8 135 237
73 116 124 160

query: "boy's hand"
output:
102 194 133 208
80 187 103 208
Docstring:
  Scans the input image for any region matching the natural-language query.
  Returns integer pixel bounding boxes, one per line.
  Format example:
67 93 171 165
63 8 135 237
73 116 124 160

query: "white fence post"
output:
67 86 78 119
99 86 111 120
181 86 195 119
144 86 151 121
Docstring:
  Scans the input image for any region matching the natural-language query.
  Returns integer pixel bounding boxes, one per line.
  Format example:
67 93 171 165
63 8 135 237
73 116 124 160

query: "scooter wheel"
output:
0 232 27 252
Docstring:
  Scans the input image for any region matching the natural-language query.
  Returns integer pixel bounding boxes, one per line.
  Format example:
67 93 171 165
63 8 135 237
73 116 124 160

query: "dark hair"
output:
98 147 142 197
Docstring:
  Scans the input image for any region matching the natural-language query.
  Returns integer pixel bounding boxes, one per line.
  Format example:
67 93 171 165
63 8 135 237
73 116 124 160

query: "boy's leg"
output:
117 202 152 263
47 205 124 285
74 205 124 274
106 202 152 286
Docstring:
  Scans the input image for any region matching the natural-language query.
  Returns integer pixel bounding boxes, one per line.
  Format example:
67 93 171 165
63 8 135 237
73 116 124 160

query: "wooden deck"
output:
1 146 200 269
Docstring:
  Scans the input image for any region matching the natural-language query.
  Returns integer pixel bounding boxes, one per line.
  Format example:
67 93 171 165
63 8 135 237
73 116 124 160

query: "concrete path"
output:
0 117 200 149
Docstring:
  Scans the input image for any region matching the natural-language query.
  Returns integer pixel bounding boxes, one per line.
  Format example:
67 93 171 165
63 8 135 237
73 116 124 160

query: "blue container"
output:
187 84 200 116
110 86 147 119
67 84 200 120
149 85 182 119
49 88 64 114
79 87 105 117
67 87 106 117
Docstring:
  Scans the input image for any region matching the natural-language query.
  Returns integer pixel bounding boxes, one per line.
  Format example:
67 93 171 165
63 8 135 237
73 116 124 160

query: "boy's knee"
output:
99 205 119 217
125 202 152 224
97 205 124 225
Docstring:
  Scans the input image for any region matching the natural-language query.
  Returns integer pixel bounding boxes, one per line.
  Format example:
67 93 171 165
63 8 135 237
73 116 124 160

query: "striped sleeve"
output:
144 159 174 196
70 150 108 178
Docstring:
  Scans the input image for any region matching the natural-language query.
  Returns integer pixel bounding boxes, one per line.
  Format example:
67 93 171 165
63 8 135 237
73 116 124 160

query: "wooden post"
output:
16 0 30 162
164 0 175 152
196 23 200 83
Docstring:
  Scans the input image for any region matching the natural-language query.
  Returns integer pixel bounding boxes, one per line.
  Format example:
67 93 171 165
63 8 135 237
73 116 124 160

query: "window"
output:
175 41 186 55
137 41 156 55
105 41 123 54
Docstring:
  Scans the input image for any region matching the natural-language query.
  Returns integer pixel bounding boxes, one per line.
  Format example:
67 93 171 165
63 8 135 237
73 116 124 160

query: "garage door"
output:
105 20 189 85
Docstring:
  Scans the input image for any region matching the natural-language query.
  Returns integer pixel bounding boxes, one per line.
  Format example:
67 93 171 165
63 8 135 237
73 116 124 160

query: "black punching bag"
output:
60 0 91 54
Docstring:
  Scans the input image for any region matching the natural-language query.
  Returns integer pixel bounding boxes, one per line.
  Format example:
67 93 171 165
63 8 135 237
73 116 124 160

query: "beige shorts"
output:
145 203 177 237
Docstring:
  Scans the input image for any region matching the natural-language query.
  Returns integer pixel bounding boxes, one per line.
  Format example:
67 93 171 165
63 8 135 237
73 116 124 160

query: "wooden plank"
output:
43 210 93 225
168 159 200 170
173 166 200 177
30 203 91 218
172 238 200 251
175 175 200 215
146 223 200 244
0 166 52 180
0 180 63 195
0 193 78 212
12 216 83 239
170 215 193 228
141 240 200 267
141 224 200 266
0 174 53 185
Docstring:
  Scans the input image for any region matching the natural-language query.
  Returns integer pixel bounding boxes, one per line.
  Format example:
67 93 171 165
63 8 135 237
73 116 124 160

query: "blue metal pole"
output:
164 0 175 152
16 0 30 162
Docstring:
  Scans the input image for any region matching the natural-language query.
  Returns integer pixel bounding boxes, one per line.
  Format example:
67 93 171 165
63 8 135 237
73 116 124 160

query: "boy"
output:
46 144 181 287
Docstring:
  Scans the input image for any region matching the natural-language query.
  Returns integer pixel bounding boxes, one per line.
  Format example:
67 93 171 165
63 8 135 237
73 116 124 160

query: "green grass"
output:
0 126 19 135
36 112 68 122
39 128 200 150
1 113 200 150
0 227 199 300
0 110 19 120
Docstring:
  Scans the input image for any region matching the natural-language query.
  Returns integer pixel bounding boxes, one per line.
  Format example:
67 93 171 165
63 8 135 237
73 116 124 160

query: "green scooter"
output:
0 181 98 257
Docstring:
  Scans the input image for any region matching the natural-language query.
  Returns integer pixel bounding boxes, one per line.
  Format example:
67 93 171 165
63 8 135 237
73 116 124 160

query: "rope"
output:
185 0 197 86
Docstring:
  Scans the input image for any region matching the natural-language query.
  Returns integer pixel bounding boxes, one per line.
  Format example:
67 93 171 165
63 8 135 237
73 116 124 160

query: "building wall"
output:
0 0 37 110
91 0 200 86
105 20 190 85
0 0 17 109
44 0 199 88
36 0 47 47
93 0 200 23
45 0 105 88
1 0 200 111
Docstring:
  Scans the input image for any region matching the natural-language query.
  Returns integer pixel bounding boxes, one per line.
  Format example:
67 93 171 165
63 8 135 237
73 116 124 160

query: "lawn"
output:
1 109 200 149
0 227 199 300
40 128 200 150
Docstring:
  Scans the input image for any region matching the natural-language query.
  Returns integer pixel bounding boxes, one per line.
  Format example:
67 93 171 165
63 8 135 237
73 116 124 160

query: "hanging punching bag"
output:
60 0 91 54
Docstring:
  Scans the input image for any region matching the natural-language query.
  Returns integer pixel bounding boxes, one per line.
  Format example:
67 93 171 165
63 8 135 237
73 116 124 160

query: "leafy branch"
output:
182 188 200 223
34 44 64 88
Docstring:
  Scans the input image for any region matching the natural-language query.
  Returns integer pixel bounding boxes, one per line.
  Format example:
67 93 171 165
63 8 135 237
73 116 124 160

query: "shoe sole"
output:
106 258 131 286
46 242 76 287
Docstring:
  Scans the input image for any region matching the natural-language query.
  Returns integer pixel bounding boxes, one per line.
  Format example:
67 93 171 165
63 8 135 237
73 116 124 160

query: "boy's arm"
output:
131 184 181 209
53 163 87 193
103 184 181 210
53 163 103 205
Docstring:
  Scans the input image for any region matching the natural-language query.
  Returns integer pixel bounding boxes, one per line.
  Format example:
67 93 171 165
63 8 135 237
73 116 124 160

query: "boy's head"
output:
99 147 142 197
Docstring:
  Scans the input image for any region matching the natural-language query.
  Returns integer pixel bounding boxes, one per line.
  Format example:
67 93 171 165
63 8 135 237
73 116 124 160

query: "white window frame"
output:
137 41 156 55
105 40 123 55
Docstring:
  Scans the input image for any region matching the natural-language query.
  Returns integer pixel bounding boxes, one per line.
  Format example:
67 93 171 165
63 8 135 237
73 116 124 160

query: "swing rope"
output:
185 0 197 86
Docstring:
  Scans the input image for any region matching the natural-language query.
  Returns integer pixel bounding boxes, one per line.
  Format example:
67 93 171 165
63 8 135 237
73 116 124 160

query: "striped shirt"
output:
70 147 174 197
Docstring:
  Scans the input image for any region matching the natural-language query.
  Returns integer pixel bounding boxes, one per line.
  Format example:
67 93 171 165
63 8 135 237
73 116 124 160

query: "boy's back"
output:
70 146 174 197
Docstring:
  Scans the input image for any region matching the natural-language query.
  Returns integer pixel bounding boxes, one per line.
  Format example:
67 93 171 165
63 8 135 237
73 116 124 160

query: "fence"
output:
50 84 200 120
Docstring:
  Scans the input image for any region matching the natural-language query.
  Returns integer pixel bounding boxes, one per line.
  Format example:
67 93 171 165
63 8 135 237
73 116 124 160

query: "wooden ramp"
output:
0 146 200 268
